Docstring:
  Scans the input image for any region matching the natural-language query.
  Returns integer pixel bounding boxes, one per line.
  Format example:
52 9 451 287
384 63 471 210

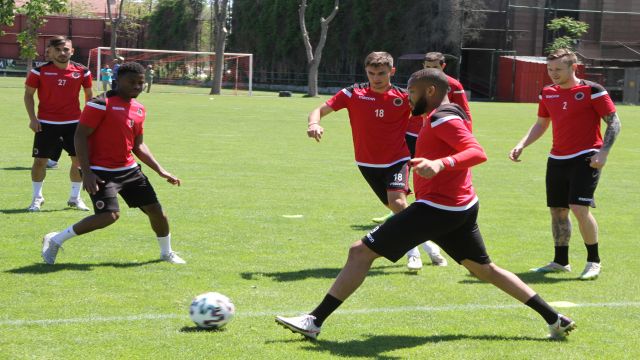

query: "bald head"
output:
407 68 450 116
408 68 449 98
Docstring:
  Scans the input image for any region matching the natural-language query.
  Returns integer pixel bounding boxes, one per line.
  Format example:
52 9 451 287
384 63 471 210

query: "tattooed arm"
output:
590 112 621 169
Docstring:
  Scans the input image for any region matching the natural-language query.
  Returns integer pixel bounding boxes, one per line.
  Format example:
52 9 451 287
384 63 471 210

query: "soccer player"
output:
276 68 576 340
144 64 155 93
24 36 93 212
100 64 113 91
306 51 444 271
509 48 620 280
40 62 185 265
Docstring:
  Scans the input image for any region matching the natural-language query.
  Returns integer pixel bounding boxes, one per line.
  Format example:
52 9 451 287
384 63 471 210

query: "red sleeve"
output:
591 93 616 118
434 119 487 170
537 94 550 118
135 115 144 136
80 101 106 129
325 88 350 111
83 70 93 88
448 82 472 121
25 70 40 88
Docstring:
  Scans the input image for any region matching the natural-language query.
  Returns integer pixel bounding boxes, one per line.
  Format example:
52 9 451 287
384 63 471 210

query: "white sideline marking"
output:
1 301 639 327
282 214 304 218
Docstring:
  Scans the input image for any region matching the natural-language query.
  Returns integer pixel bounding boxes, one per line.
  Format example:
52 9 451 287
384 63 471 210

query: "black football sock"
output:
585 243 600 263
525 294 559 325
553 246 569 266
310 294 343 327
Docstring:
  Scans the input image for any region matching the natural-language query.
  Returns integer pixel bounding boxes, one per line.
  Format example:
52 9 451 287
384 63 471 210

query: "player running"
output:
41 62 185 265
276 68 576 341
509 48 621 280
24 36 93 211
306 51 444 271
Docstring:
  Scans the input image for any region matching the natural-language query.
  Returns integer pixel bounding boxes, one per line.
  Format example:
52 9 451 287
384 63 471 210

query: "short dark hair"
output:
408 68 449 97
424 52 445 65
117 62 145 77
364 52 394 68
48 36 71 48
547 48 578 66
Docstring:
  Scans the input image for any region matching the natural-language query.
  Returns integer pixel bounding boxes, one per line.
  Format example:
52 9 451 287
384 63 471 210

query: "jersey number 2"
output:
562 101 568 110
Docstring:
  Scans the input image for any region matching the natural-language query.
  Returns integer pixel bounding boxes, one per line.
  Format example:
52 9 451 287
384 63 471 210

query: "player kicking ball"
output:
41 62 185 265
276 68 576 340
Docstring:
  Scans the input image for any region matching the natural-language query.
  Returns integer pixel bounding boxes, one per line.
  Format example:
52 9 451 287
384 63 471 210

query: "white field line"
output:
1 301 639 327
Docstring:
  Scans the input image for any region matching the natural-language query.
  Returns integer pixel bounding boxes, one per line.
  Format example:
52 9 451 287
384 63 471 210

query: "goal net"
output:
88 47 253 95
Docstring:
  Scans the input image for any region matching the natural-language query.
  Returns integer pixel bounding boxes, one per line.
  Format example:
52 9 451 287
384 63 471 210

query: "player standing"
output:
24 36 93 211
41 62 185 265
306 51 444 271
509 49 620 280
276 68 576 340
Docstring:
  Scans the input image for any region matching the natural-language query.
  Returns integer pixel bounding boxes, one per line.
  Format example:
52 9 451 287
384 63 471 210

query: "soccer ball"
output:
189 292 235 329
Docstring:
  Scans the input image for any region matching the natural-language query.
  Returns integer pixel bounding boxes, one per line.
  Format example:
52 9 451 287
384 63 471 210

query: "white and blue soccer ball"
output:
189 292 235 329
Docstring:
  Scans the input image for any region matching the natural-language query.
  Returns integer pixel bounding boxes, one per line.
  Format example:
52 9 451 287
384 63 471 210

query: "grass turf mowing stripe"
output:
2 301 639 327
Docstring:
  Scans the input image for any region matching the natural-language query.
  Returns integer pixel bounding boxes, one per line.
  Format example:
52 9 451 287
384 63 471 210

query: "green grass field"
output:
1 77 639 359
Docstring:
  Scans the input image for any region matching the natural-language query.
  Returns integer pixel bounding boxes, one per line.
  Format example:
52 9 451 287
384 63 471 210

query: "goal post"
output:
88 47 253 95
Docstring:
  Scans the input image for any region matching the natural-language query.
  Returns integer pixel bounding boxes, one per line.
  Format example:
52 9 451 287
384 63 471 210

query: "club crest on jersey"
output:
71 72 81 79
574 92 585 101
393 98 404 106
136 108 143 116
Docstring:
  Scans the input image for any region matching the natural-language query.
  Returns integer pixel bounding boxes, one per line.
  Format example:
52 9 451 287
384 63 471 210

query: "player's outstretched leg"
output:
463 260 576 339
141 203 185 264
276 240 378 339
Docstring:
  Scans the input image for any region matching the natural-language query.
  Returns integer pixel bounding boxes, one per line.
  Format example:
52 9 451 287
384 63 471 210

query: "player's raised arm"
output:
132 135 180 186
509 116 551 162
307 103 333 142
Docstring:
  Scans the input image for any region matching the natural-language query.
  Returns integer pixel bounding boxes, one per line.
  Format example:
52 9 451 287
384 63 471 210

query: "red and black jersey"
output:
326 82 411 167
79 91 145 170
414 103 486 210
25 61 92 123
537 80 616 159
406 75 472 137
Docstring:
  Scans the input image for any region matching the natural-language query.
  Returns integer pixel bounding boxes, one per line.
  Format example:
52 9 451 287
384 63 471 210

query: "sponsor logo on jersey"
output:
44 72 58 76
574 92 585 100
358 95 376 101
71 72 81 79
545 94 560 98
393 98 404 106
112 106 126 111
96 200 105 210
128 119 135 128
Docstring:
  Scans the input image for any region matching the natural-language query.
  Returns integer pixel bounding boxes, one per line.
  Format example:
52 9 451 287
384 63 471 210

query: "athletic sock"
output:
310 294 343 327
157 234 173 256
585 243 600 263
553 246 569 266
525 294 558 325
70 182 82 200
32 181 44 199
422 241 440 256
406 247 421 258
52 225 77 246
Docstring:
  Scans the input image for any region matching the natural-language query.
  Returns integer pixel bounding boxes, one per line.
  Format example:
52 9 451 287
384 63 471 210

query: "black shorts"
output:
89 166 159 213
32 122 77 158
405 134 417 158
546 151 600 208
358 161 410 205
362 201 491 265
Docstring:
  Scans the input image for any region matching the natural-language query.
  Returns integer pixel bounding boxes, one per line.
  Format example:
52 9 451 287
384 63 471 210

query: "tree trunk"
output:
299 0 339 97
210 0 229 95
107 0 126 61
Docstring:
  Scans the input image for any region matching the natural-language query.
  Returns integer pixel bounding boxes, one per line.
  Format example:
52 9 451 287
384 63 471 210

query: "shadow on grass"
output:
179 326 227 333
0 166 31 171
269 333 549 359
350 223 378 231
5 259 164 274
459 271 583 285
0 208 68 214
241 264 404 282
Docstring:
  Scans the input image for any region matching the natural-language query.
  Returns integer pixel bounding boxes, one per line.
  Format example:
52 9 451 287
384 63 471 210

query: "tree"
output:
107 0 126 61
0 0 15 37
210 0 229 95
13 0 67 74
546 17 589 53
147 0 204 51
299 0 339 97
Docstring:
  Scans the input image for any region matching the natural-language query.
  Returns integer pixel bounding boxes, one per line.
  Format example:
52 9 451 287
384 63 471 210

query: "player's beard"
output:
411 96 428 116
